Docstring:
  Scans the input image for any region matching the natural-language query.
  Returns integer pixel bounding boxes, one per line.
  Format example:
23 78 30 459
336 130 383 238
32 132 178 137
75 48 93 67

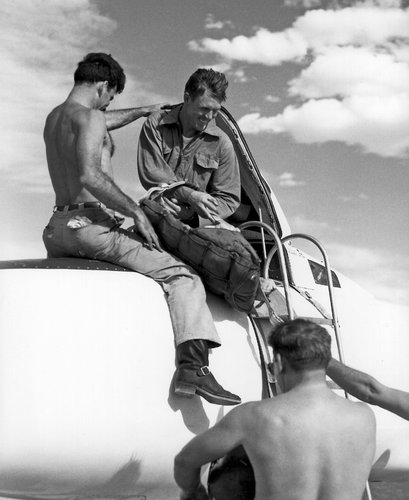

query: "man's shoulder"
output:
146 106 178 128
45 102 102 136
349 398 376 418
334 394 376 427
230 399 281 424
73 106 105 130
207 122 234 149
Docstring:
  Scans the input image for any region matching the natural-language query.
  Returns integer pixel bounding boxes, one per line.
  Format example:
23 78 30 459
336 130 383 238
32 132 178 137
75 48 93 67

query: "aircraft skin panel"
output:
0 266 264 499
1 257 409 497
1 106 409 497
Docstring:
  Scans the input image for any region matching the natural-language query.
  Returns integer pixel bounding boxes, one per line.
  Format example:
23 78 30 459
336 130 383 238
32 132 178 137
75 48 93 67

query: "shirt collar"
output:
160 104 222 139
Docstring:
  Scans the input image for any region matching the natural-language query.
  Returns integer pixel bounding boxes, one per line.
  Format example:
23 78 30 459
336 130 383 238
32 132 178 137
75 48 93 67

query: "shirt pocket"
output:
192 153 219 190
194 152 219 171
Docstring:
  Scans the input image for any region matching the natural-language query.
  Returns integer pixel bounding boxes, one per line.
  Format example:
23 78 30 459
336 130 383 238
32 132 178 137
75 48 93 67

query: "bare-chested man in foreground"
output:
42 52 241 406
174 319 376 500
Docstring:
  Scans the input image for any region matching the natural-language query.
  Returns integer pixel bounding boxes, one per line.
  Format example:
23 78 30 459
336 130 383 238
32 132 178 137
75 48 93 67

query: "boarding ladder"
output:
240 221 373 500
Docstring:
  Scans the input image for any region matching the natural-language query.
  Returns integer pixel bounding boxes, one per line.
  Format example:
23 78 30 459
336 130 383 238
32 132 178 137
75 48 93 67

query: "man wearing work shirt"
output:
137 68 241 226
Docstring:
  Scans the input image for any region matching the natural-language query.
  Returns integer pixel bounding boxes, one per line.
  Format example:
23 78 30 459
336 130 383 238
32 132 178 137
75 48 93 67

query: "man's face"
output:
99 83 117 111
183 89 222 133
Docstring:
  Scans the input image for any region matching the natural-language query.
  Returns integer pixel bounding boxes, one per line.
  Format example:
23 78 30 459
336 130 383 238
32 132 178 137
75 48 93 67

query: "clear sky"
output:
1 0 408 306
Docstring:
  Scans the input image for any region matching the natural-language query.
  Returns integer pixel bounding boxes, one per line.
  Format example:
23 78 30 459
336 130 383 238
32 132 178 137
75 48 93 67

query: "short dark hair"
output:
184 68 228 102
74 53 126 93
268 319 331 372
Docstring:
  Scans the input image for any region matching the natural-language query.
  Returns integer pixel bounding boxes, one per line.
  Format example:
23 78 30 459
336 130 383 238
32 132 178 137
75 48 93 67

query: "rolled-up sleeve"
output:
137 113 178 189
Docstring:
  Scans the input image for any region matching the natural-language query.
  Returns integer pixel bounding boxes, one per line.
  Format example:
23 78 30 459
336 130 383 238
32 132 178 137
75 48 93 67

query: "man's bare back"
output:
44 102 109 206
174 319 376 500
240 386 375 500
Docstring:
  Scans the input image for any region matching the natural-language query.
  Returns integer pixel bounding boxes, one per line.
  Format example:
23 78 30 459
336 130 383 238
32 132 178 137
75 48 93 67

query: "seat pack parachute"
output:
141 199 260 313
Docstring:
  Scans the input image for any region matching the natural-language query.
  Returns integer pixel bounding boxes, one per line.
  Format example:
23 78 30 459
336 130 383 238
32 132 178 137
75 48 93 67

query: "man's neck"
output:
66 85 97 110
179 105 201 138
281 369 328 393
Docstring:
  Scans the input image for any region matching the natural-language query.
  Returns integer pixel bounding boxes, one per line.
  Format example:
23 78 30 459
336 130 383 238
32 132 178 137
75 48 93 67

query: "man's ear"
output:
183 92 191 104
96 81 108 98
275 353 283 374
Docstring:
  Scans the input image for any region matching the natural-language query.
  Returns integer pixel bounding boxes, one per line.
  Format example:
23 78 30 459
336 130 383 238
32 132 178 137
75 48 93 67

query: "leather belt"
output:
54 202 103 212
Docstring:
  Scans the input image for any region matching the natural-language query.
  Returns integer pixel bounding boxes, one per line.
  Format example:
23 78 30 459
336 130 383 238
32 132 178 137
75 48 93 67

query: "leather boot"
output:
174 340 241 406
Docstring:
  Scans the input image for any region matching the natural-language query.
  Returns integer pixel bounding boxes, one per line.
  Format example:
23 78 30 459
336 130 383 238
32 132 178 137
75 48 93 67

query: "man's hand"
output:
142 103 173 117
180 483 210 500
187 191 219 223
161 197 195 220
132 207 162 251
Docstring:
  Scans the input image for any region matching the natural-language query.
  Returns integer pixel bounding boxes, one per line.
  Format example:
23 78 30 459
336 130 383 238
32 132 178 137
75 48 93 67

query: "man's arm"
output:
327 358 409 420
206 136 241 220
137 116 240 222
105 103 171 131
174 407 244 499
171 136 241 222
137 116 214 220
76 110 161 250
137 112 181 187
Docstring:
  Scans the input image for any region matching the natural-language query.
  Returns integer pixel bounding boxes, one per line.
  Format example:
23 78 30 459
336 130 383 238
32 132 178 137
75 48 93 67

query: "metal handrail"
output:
266 233 344 363
239 221 295 319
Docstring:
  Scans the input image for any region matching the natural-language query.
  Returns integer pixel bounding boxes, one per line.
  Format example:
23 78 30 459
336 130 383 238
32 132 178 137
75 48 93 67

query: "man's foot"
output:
174 365 241 406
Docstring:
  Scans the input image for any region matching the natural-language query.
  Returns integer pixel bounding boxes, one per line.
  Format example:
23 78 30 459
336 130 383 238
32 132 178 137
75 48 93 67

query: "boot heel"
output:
174 382 196 398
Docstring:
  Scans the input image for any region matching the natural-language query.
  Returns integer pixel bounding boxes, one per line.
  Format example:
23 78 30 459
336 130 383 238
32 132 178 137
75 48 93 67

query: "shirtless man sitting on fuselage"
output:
42 52 242 407
174 319 376 500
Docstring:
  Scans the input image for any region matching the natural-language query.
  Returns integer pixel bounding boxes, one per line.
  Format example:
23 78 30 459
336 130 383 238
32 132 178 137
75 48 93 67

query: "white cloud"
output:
199 61 233 74
284 0 406 8
192 4 409 66
0 0 118 191
237 112 281 133
188 28 308 66
325 242 409 306
293 4 409 48
288 213 332 233
277 172 306 187
288 46 409 99
0 0 166 194
230 67 252 83
284 0 322 7
338 193 369 202
265 95 281 104
205 13 234 30
238 93 409 157
190 2 409 158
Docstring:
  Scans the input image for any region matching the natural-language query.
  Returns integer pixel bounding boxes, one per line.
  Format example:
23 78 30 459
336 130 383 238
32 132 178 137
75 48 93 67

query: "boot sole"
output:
196 387 241 406
175 382 241 406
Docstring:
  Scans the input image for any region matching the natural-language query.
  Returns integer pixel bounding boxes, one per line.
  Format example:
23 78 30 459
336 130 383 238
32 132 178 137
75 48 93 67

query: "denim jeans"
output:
43 207 221 347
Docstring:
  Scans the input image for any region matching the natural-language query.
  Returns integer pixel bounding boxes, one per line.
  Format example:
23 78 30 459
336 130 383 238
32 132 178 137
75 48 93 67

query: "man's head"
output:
269 319 332 374
74 53 126 110
182 68 228 134
184 68 228 103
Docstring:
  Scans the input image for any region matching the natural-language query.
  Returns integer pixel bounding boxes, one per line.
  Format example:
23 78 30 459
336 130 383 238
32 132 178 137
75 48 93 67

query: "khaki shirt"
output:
137 105 241 219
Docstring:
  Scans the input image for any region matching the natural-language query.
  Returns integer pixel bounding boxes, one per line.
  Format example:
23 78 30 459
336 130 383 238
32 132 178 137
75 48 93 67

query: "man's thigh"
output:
97 226 197 283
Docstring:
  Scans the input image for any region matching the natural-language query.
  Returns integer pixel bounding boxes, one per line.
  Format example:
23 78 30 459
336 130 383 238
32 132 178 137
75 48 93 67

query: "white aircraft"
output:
0 108 408 500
